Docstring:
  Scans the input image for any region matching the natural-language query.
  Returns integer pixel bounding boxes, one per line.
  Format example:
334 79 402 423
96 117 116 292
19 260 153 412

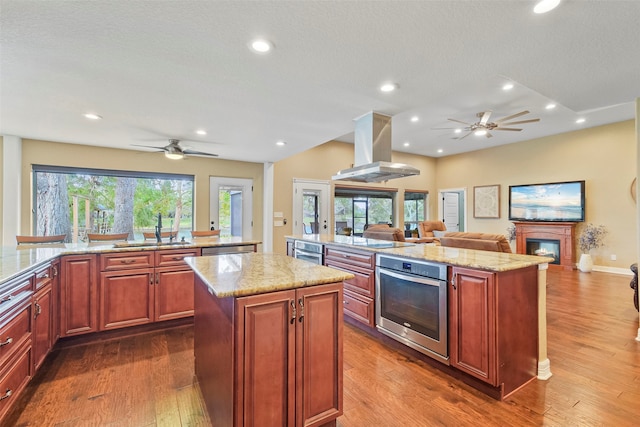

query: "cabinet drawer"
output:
100 252 154 271
0 274 33 307
0 340 32 420
342 289 375 327
325 260 375 298
34 264 52 290
0 303 31 370
324 246 374 269
155 249 200 267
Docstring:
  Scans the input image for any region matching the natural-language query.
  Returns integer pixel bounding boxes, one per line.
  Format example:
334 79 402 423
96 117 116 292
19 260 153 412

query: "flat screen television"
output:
509 180 585 222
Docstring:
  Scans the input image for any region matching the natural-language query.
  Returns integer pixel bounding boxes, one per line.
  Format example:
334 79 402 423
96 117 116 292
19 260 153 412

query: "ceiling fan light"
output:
534 0 561 14
165 151 184 160
475 129 487 136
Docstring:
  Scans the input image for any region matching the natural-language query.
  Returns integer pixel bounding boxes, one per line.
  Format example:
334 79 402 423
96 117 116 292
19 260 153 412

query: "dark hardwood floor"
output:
5 269 640 426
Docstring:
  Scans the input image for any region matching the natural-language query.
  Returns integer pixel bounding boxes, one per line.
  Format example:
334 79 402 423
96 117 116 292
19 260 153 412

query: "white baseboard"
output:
537 358 552 380
577 265 634 276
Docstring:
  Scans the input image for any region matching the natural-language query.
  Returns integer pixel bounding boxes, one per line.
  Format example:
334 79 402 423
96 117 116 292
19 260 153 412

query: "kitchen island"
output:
186 253 354 427
287 234 554 400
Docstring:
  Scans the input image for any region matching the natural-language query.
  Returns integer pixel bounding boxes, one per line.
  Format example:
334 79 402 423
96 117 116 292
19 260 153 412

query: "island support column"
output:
537 263 552 379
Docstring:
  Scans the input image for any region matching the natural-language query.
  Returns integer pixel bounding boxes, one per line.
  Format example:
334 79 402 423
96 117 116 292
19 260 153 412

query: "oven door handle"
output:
378 268 443 287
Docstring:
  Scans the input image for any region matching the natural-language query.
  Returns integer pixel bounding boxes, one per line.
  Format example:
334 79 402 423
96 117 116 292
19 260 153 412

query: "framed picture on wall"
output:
474 185 500 218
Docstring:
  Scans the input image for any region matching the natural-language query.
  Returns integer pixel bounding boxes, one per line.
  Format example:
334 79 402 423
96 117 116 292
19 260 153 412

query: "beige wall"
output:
17 139 264 241
272 140 438 255
436 120 637 269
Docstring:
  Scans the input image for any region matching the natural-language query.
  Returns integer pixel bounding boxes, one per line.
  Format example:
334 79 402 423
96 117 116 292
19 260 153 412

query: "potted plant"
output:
411 228 419 238
577 223 607 272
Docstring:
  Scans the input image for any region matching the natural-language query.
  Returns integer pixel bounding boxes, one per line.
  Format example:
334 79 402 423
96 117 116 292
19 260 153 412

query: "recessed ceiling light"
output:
534 0 561 14
454 129 462 134
437 149 443 154
83 113 102 120
545 103 557 110
475 129 487 136
380 83 398 93
249 39 273 54
502 83 514 91
410 116 419 123
403 142 410 147
576 118 586 124
276 140 286 146
196 130 207 135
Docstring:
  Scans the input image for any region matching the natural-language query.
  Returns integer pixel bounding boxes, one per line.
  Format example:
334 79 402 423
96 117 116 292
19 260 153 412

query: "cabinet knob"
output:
0 389 12 401
0 337 13 347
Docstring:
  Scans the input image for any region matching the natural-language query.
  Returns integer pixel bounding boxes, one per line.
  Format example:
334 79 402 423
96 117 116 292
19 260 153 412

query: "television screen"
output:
509 180 585 222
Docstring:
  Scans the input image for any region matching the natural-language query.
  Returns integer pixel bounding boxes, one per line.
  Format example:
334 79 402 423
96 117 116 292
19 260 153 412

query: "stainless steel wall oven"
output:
376 254 449 364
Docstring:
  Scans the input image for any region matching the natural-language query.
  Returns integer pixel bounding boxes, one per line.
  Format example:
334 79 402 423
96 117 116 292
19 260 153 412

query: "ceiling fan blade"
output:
479 111 492 125
431 127 462 130
456 131 473 140
131 144 167 151
485 131 493 138
183 149 219 157
447 118 471 125
495 110 530 123
493 127 522 131
499 118 540 126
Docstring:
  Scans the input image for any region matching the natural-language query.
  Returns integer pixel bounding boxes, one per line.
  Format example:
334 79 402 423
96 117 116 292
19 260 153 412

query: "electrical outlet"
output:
611 254 617 261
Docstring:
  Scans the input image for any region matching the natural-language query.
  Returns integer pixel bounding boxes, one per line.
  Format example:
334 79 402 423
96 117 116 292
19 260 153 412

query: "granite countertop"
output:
286 234 554 272
0 237 261 286
186 253 354 298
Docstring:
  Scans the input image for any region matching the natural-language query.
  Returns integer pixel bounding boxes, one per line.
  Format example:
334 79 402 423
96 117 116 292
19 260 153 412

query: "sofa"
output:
362 224 406 242
439 231 512 253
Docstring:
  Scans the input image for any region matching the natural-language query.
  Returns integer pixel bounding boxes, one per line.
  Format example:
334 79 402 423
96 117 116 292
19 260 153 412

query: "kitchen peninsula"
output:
287 234 554 400
0 236 260 421
186 253 354 427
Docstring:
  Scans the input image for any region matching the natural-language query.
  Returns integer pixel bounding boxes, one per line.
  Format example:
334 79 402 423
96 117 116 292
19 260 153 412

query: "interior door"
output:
292 179 330 235
210 177 253 239
441 191 464 232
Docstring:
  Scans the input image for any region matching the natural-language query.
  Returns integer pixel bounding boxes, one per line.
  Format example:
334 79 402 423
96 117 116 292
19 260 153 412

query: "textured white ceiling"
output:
1 1 638 163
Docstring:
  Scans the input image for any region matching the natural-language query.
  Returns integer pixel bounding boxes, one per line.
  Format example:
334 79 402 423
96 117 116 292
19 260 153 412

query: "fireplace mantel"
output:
514 222 576 271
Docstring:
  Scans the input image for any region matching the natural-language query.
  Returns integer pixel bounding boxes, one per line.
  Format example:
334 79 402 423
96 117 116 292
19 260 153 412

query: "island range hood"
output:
332 112 420 182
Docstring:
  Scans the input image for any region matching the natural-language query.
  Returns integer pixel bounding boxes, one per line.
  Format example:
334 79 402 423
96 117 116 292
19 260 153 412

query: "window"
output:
404 191 427 232
334 186 396 236
33 165 194 241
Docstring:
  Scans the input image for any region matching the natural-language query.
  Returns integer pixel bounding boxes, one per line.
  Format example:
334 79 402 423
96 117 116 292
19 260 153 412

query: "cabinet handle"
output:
41 273 49 279
120 259 136 264
155 273 159 284
171 256 183 261
290 300 297 324
451 276 456 290
0 389 12 401
0 337 13 347
298 298 304 323
52 266 58 277
35 302 41 316
150 276 154 285
0 295 12 304
343 300 349 305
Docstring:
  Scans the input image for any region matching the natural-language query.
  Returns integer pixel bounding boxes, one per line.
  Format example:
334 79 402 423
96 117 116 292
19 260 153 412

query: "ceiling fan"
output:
132 139 218 160
434 110 540 140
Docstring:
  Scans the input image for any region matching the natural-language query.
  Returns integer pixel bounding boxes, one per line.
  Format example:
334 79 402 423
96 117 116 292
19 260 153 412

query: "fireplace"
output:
514 222 576 271
526 238 560 264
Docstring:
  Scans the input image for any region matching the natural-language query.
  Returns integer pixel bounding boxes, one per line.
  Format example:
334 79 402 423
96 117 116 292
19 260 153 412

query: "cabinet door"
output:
60 255 98 337
33 283 53 370
296 283 343 427
100 268 154 330
155 267 195 321
449 267 497 385
237 290 296 427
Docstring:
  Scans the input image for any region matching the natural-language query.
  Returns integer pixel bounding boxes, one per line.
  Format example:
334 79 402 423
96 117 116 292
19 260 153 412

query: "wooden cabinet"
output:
51 260 60 342
449 266 539 399
60 254 98 337
98 248 199 330
32 282 53 370
195 279 343 427
324 245 375 327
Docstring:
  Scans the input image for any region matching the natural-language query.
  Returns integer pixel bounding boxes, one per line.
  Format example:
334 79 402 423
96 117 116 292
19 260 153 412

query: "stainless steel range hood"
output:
332 112 420 182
